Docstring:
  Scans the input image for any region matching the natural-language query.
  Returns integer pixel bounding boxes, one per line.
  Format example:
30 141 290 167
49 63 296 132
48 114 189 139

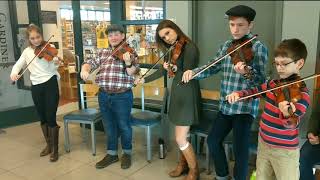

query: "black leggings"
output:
31 75 59 127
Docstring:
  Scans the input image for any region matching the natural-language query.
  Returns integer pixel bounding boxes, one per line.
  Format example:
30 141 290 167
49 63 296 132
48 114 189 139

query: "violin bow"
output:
138 41 178 80
12 35 54 85
178 34 258 86
235 73 320 102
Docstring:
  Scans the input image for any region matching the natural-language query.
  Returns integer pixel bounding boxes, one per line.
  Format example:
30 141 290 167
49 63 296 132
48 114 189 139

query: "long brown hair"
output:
26 24 42 46
155 20 192 52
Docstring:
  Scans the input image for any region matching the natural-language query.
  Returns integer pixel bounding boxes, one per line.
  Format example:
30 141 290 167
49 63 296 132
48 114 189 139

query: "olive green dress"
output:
145 42 201 126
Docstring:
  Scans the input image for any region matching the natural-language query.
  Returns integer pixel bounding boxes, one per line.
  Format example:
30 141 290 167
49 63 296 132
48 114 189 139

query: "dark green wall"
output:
0 106 39 128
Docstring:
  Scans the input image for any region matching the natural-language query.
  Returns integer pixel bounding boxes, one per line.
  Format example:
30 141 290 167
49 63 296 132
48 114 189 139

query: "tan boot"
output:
182 145 199 180
169 152 189 177
49 126 60 162
40 124 51 157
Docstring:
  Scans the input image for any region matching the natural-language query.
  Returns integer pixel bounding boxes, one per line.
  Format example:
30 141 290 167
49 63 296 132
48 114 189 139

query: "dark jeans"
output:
207 111 253 180
98 90 133 155
31 75 59 127
300 140 320 180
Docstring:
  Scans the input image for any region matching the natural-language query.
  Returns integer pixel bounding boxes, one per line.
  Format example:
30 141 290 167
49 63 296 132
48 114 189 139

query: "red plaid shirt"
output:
85 48 139 92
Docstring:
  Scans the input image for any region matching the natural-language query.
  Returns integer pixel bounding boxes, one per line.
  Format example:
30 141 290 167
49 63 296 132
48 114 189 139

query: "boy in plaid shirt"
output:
182 5 268 180
81 24 140 170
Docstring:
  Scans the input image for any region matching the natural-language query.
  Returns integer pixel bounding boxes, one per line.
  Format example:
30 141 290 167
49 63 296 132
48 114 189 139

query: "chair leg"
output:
82 123 87 142
91 122 96 156
197 135 201 154
64 120 70 153
190 134 196 153
224 143 230 164
146 126 152 162
205 137 211 175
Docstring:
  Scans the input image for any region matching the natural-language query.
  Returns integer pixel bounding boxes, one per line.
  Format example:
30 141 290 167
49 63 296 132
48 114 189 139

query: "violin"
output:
226 73 320 128
231 74 320 102
178 34 258 85
273 74 306 128
168 36 187 77
12 35 56 85
226 35 254 80
34 41 58 62
112 41 136 61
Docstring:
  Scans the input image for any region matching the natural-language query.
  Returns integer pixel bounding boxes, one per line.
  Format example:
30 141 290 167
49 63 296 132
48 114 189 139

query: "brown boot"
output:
181 144 199 180
40 124 51 157
169 152 189 177
49 126 60 162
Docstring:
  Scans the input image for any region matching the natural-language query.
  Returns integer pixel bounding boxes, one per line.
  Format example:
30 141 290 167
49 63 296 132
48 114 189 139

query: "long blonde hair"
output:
26 24 42 46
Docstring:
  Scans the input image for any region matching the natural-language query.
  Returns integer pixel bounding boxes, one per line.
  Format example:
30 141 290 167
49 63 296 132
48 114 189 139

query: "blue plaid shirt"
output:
193 33 268 118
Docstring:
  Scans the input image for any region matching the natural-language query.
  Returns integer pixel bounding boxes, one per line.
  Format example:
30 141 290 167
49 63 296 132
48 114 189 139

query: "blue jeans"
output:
300 140 320 180
207 112 253 180
98 90 133 155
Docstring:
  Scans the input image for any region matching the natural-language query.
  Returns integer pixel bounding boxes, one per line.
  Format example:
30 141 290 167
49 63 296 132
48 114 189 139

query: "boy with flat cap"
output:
182 5 268 180
81 24 140 170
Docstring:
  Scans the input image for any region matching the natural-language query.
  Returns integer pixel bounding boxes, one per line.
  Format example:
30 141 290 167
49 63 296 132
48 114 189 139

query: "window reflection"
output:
125 1 163 20
126 25 161 65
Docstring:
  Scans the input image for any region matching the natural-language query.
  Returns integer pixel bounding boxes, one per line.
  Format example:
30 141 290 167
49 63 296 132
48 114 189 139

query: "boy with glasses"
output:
226 38 311 180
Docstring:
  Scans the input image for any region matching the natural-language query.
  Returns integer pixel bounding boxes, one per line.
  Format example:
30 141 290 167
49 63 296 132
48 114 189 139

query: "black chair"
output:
131 85 168 162
189 90 220 174
63 84 102 156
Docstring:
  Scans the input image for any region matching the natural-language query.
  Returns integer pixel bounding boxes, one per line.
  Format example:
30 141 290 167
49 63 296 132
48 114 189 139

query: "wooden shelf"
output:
58 65 78 101
61 19 74 50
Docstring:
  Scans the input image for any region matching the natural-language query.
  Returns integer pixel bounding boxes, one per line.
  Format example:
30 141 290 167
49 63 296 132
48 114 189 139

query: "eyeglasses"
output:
272 60 296 68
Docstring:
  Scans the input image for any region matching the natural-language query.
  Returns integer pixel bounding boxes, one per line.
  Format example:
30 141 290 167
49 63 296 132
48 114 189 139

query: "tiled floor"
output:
0 119 217 180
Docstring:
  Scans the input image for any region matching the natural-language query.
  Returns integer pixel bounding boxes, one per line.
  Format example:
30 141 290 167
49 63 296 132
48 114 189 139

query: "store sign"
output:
0 11 11 69
0 1 26 111
0 1 15 70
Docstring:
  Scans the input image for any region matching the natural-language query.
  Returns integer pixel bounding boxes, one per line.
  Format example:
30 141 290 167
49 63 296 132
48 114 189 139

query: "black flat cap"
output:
106 24 125 34
225 5 256 21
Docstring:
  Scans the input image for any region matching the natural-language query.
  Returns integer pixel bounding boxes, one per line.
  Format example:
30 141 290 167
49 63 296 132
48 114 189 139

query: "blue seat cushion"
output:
131 111 161 126
63 108 102 121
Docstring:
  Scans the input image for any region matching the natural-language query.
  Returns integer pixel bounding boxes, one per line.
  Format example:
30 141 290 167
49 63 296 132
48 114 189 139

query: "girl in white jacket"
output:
10 24 61 162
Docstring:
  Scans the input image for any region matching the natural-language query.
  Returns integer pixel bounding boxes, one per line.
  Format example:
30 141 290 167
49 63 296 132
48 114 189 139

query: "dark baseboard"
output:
0 106 39 128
